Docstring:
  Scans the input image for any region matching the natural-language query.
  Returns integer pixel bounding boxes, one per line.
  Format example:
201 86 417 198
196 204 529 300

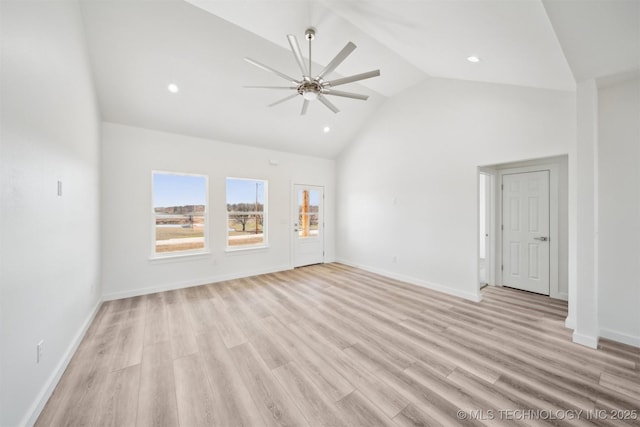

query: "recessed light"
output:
467 56 481 63
323 126 331 133
167 83 179 93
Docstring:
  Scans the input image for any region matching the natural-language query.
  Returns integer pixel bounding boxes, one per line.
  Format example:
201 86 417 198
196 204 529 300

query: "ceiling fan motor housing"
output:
298 80 322 100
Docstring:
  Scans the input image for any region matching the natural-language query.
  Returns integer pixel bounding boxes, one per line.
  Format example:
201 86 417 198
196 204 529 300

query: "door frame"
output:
496 163 561 299
290 183 325 268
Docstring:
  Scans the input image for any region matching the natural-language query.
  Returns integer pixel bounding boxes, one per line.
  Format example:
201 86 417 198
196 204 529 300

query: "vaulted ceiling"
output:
79 0 639 158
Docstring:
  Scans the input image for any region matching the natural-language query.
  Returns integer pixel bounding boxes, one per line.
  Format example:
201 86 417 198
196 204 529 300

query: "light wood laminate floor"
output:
36 263 640 426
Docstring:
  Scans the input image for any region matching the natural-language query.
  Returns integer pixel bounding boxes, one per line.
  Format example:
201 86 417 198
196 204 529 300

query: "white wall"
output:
0 1 102 426
597 75 640 346
101 123 335 299
336 77 575 301
570 80 600 347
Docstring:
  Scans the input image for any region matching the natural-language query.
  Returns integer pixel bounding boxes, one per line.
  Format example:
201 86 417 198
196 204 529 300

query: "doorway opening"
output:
478 172 493 287
478 156 568 300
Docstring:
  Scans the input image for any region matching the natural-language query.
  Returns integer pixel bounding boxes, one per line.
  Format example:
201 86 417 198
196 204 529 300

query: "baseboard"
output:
102 264 292 301
572 331 599 349
336 259 483 303
551 292 568 301
22 298 103 427
565 316 576 330
599 328 640 349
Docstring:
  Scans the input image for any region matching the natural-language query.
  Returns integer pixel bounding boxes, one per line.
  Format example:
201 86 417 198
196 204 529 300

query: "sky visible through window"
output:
227 178 265 205
153 173 206 208
303 190 320 206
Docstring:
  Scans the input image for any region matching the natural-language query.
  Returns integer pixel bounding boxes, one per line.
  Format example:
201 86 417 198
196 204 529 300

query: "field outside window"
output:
152 171 208 255
227 178 267 249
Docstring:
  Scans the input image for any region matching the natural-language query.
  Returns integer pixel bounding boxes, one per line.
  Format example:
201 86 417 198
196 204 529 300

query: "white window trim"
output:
151 170 209 259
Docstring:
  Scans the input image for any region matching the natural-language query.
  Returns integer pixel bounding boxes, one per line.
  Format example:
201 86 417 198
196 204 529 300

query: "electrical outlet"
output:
37 340 44 364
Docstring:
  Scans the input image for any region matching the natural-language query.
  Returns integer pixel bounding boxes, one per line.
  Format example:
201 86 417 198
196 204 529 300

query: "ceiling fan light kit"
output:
244 28 380 115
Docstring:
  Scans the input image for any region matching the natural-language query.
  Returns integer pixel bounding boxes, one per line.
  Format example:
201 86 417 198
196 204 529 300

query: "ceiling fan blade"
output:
244 86 297 90
287 35 309 77
317 94 339 114
326 70 380 87
301 99 309 115
316 42 356 80
321 89 369 101
244 58 299 84
268 93 299 107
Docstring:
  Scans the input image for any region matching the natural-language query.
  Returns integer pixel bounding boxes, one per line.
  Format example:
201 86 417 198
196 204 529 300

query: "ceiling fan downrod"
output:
305 27 315 77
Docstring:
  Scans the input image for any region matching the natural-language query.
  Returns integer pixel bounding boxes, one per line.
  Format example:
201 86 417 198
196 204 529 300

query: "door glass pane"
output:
298 189 319 239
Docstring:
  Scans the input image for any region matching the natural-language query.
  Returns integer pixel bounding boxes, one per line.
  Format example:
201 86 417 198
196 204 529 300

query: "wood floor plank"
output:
599 371 640 401
272 362 348 427
166 292 198 359
374 367 485 427
210 296 248 348
143 293 170 346
173 353 216 427
336 390 400 427
261 316 355 402
137 341 179 427
393 403 446 427
285 320 410 418
38 322 120 427
111 320 145 371
93 364 141 427
404 362 525 427
35 264 640 427
230 343 310 427
182 294 217 336
198 330 266 427
445 369 551 427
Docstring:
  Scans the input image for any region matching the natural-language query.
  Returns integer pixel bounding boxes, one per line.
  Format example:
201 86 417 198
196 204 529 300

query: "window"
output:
152 171 208 256
226 178 267 249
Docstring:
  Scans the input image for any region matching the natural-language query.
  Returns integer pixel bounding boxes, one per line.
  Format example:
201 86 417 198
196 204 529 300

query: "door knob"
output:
534 236 548 241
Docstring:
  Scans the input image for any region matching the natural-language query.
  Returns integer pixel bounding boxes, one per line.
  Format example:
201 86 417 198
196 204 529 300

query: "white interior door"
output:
502 171 550 295
293 185 324 267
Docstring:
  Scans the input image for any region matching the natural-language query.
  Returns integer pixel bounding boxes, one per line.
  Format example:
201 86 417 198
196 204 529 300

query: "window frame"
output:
225 177 268 252
150 170 210 259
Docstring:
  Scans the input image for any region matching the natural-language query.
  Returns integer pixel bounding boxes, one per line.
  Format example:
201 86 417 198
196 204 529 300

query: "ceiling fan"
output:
244 28 380 115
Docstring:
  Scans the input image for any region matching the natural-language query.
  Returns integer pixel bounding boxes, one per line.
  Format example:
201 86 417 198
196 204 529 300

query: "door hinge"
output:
501 224 504 231
501 265 504 271
501 184 504 190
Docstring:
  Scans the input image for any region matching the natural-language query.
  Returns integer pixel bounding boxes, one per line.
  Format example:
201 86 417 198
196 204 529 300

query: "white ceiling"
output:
79 0 639 159
541 0 640 82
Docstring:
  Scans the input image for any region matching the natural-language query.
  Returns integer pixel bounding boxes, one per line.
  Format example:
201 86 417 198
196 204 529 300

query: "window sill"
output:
149 250 211 263
225 245 269 255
